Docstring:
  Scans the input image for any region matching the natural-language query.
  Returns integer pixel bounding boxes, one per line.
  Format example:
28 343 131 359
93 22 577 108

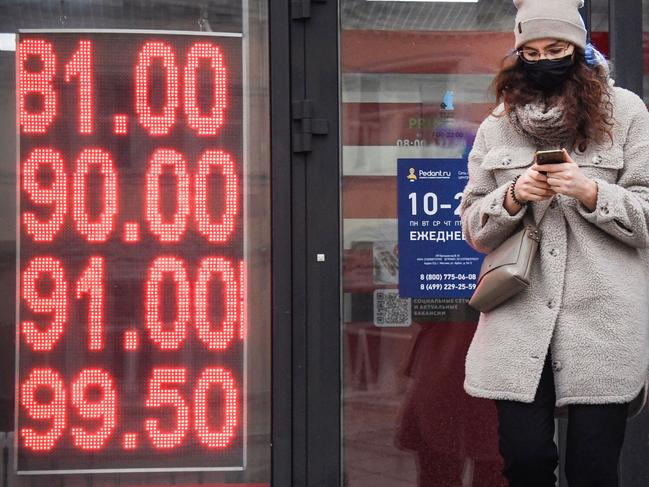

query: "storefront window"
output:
340 1 648 486
0 2 270 486
340 1 517 485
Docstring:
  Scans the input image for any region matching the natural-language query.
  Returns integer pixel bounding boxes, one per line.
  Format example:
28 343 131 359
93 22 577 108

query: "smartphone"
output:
535 149 566 165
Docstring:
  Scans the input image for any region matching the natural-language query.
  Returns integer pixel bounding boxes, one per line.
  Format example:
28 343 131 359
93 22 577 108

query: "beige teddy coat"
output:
460 86 649 407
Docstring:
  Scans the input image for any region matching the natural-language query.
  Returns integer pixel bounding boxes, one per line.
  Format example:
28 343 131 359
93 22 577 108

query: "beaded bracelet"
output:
510 175 525 207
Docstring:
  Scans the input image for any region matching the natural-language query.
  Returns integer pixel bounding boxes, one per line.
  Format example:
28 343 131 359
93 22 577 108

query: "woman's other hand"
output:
536 149 598 211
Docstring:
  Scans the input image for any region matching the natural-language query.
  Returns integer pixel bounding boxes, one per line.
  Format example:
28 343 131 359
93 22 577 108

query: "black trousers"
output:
495 352 629 487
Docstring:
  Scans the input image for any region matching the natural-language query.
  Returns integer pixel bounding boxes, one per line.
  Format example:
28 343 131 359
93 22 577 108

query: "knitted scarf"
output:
508 100 573 149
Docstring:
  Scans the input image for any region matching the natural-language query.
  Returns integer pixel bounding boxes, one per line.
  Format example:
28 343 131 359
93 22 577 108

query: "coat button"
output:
600 205 610 215
549 248 558 257
552 360 563 371
547 299 555 309
502 157 512 166
592 154 603 165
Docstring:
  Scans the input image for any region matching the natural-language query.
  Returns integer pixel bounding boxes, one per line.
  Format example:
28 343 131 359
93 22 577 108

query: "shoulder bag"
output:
468 205 547 313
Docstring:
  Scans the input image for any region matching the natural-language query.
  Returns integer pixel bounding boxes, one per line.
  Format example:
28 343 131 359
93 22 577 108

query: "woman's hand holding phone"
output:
533 149 598 211
514 167 555 202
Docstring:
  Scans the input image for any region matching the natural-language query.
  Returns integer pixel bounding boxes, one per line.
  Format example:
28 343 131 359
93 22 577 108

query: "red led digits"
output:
21 257 68 352
135 41 179 136
18 39 57 134
73 148 118 242
145 257 190 350
239 260 245 340
64 40 94 134
22 148 68 242
194 368 238 449
75 257 105 351
70 369 117 450
17 35 246 469
113 114 129 135
124 329 139 351
145 368 190 449
145 149 190 242
122 433 138 450
123 222 140 243
184 42 227 136
195 257 238 350
195 150 238 243
20 368 66 451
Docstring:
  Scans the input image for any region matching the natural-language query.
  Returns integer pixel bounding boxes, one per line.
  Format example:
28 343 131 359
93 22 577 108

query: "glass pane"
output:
622 6 649 487
340 2 516 486
591 0 610 53
1 1 270 485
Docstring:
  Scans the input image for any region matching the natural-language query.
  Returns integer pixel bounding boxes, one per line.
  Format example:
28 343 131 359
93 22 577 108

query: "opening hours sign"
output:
15 31 246 474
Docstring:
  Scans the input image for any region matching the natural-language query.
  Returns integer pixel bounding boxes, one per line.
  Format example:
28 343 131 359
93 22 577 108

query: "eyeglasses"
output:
516 44 574 63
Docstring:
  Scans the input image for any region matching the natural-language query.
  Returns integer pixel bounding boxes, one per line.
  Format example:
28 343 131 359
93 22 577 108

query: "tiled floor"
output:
344 391 417 487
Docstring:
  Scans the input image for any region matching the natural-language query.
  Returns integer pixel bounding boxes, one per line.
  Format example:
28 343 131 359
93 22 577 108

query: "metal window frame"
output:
609 0 643 95
270 0 294 485
299 0 342 483
271 0 342 485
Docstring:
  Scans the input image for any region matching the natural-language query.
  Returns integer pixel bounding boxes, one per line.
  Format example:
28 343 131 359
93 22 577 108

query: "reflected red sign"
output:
16 31 245 473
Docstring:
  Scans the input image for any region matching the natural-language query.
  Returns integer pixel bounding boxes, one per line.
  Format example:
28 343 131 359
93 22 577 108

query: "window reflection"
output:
341 1 516 485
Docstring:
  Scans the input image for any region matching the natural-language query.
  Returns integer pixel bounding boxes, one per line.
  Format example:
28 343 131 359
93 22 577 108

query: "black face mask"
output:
523 54 574 90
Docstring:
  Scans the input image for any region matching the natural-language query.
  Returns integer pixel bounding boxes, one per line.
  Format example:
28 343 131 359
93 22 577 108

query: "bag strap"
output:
522 197 554 231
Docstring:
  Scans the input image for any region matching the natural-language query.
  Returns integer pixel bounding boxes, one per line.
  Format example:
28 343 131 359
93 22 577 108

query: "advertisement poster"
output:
397 158 483 299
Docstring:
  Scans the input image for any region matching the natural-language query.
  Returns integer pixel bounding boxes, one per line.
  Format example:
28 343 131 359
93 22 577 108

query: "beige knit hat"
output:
514 0 587 49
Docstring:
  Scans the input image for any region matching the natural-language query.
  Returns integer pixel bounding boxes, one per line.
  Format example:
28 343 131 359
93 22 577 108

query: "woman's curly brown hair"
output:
492 47 614 150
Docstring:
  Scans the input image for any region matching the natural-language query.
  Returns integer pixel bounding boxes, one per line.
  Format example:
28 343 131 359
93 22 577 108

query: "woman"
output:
460 0 649 486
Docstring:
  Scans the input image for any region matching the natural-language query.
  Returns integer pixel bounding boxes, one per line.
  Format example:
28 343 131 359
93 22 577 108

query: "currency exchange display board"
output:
16 31 245 474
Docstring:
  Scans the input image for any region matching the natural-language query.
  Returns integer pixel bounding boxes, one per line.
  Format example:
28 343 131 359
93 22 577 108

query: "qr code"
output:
373 289 411 327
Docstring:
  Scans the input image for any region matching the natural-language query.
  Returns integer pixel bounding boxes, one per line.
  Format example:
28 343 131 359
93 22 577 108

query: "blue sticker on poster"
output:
397 159 484 298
